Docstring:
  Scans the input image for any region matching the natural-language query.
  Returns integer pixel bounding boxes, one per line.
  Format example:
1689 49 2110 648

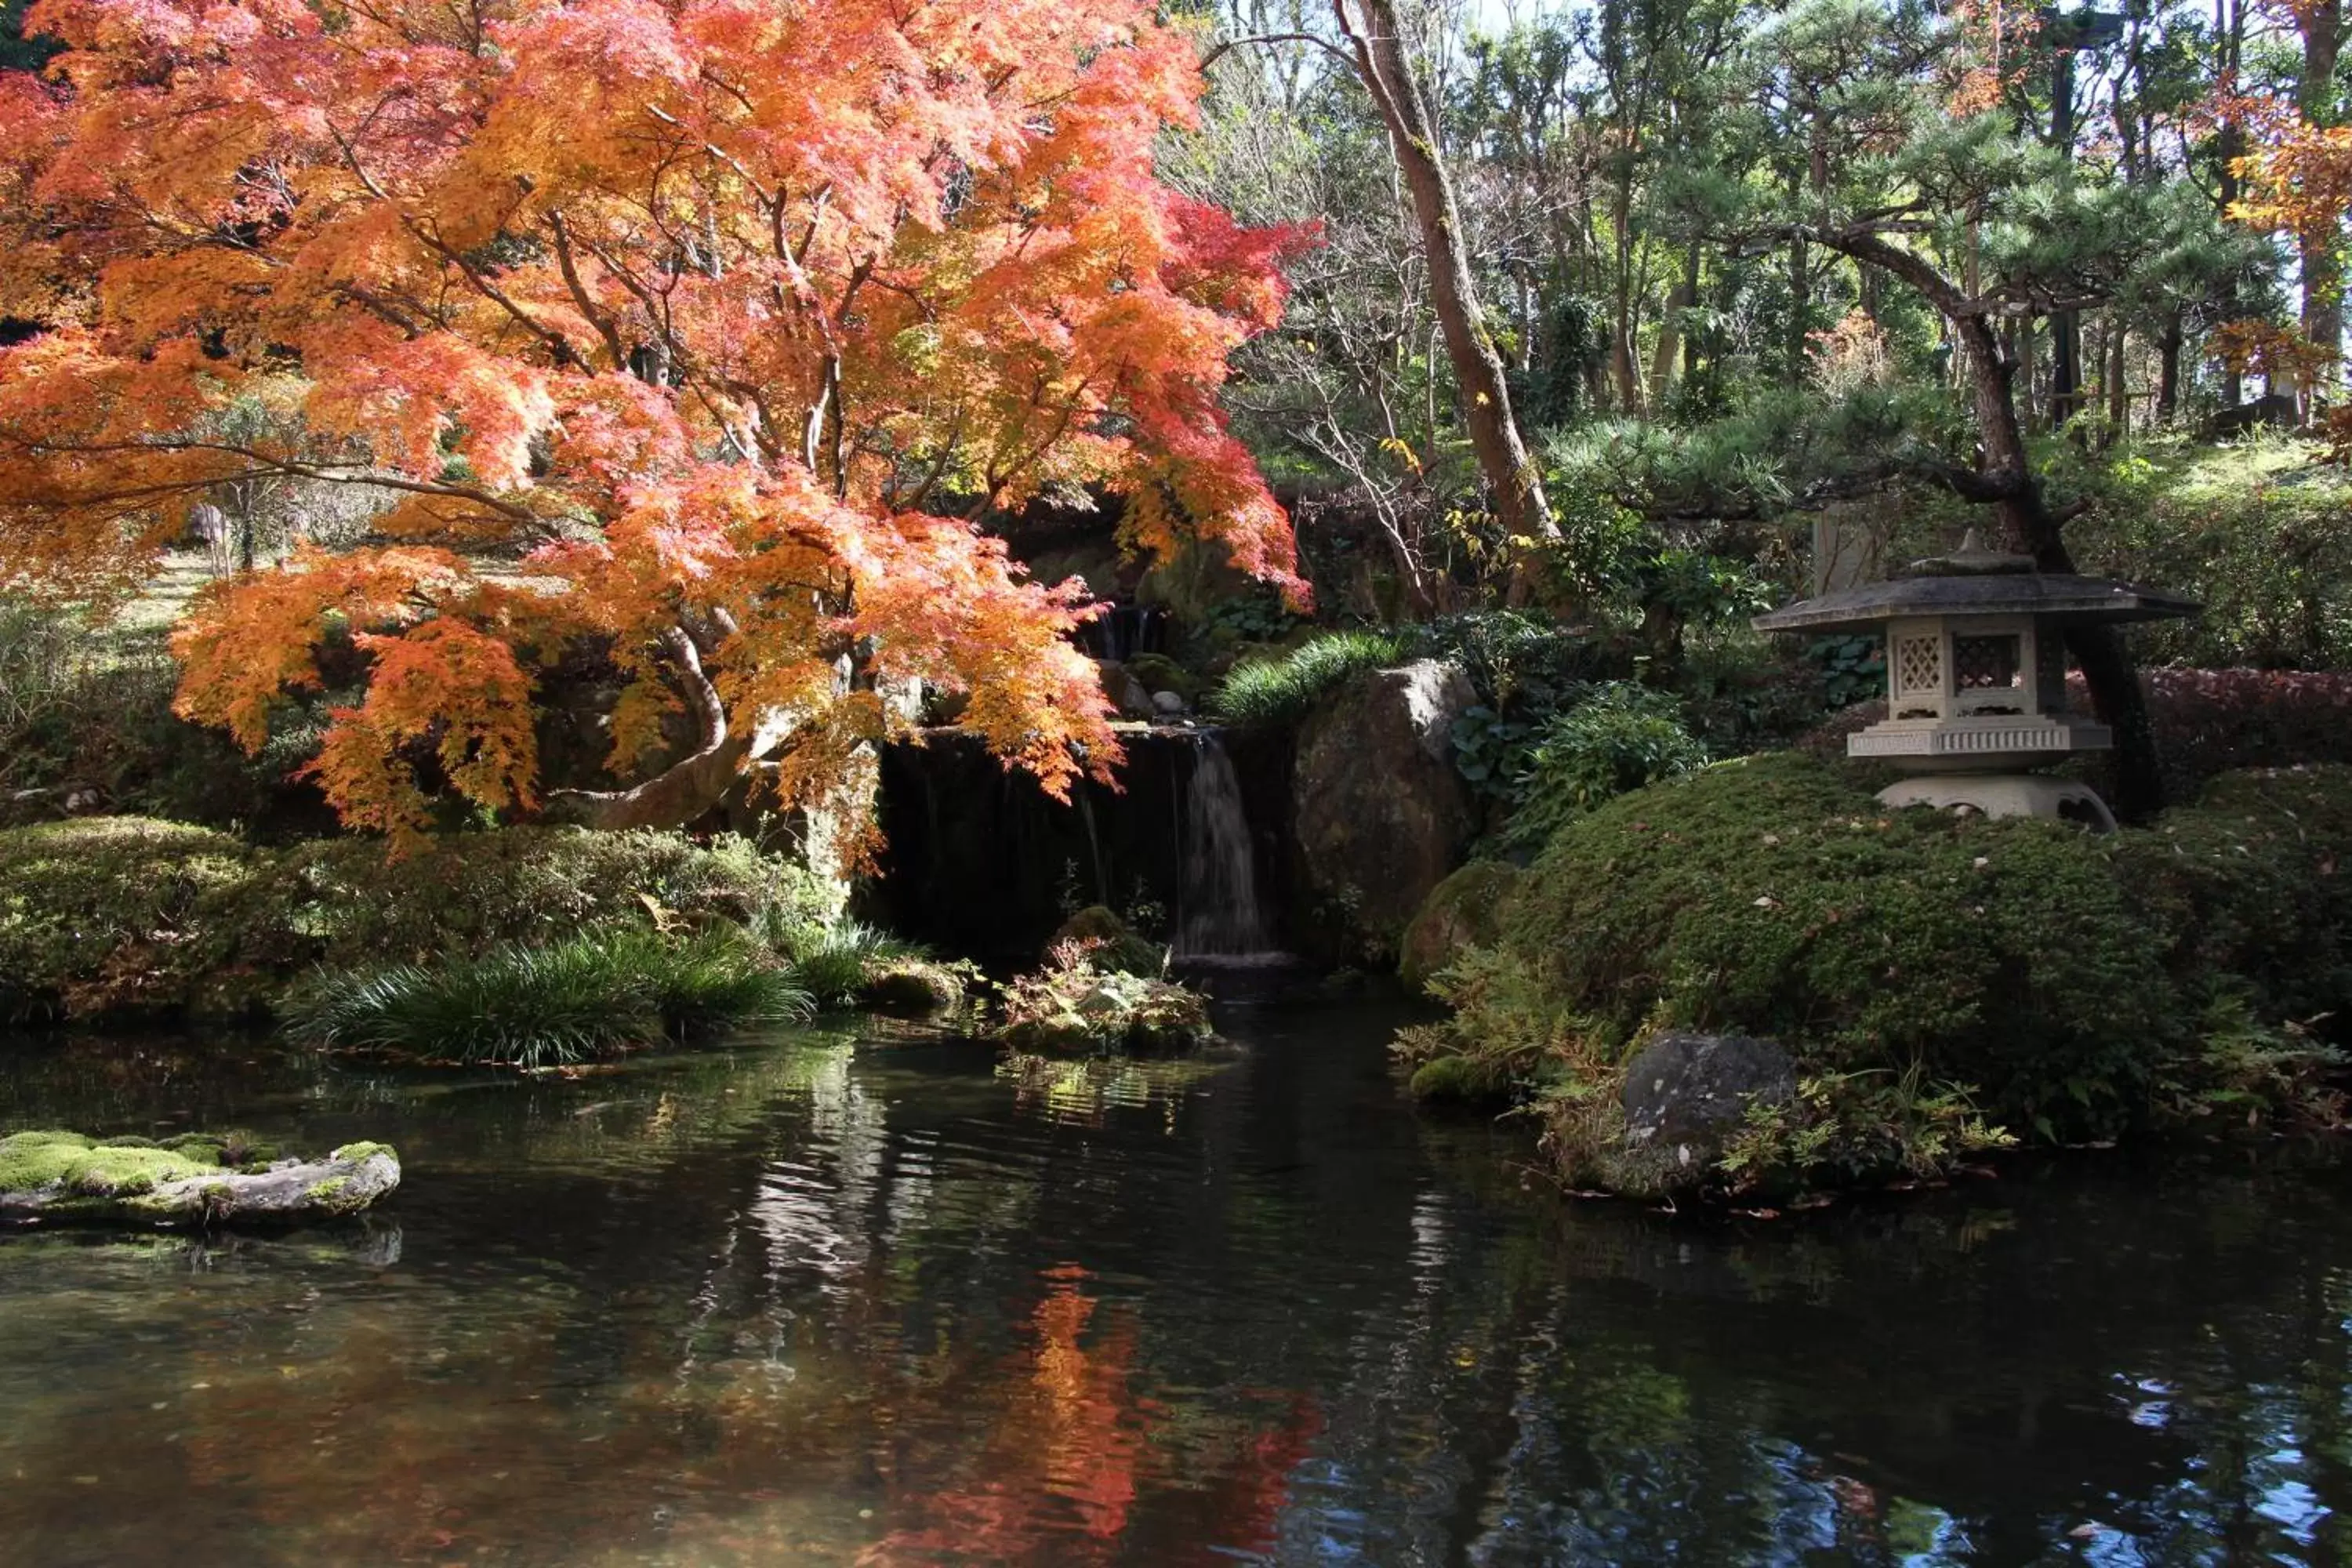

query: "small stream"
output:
2 1005 2350 1565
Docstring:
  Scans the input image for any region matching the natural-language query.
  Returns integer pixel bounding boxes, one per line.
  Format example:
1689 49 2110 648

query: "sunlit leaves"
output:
0 0 1309 837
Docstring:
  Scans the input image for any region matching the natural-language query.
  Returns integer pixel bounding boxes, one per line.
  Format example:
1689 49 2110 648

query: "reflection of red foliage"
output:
859 1265 1319 1565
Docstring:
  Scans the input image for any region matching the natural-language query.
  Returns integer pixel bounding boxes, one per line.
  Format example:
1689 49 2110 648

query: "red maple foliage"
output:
0 0 1311 841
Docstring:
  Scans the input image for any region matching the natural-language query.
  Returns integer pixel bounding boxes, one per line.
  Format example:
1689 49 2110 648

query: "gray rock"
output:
1620 1033 1796 1172
1290 659 1479 958
1150 689 1187 716
1100 662 1157 720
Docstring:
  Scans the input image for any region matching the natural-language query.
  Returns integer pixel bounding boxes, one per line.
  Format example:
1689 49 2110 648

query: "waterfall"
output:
1174 732 1276 960
1081 602 1171 662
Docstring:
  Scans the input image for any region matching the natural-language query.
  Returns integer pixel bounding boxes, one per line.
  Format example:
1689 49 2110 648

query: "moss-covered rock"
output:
1397 860 1521 995
0 1130 399 1225
1399 754 2352 1197
1405 1053 1515 1105
860 959 968 1017
1047 906 1167 978
0 817 832 1025
998 953 1214 1054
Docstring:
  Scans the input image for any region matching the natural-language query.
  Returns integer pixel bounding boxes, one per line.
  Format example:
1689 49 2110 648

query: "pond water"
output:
1 1001 2348 1566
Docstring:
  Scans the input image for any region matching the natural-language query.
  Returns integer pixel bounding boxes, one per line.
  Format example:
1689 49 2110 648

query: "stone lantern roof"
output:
1751 530 2199 635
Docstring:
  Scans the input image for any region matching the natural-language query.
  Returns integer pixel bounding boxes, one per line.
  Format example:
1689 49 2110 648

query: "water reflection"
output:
0 1009 2347 1565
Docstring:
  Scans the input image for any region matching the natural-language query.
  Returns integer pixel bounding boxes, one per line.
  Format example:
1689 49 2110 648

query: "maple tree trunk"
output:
1336 0 1552 546
539 627 760 830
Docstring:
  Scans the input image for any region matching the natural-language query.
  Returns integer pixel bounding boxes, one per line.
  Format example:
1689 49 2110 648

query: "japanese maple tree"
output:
0 0 1308 840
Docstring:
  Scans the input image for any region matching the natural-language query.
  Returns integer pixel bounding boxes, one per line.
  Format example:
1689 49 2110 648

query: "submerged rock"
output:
1619 1033 1796 1174
0 1131 401 1226
1291 660 1479 961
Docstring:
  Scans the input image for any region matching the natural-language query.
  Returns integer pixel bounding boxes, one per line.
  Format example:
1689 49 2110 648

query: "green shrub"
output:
280 927 811 1067
1502 683 1711 851
285 827 835 968
1400 755 2352 1196
0 817 292 1022
1209 630 1406 728
0 817 833 1023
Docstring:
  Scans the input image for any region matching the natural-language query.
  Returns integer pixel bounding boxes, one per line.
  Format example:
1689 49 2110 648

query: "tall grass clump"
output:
281 927 812 1067
750 909 930 1008
1209 629 1406 728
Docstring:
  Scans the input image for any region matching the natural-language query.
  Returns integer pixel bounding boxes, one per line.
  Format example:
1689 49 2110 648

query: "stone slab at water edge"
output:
0 1131 401 1226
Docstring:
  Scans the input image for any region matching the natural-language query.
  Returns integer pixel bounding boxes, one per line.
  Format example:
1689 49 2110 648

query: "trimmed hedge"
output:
0 818 832 1024
1399 754 2352 1193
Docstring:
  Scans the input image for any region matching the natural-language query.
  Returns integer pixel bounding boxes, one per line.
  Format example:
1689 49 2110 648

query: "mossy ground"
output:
1400 754 2352 1196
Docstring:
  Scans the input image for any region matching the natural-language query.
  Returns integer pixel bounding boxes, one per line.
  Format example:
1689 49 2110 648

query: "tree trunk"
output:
2157 314 2183 421
1817 220 2167 818
539 626 774 830
1646 248 1699 410
1950 312 2165 819
2218 0 2247 408
2107 313 2129 434
1337 0 1552 544
2299 0 2344 416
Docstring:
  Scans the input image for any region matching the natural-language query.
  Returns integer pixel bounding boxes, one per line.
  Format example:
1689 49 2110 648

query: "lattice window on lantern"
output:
1954 633 2022 689
1896 635 1942 696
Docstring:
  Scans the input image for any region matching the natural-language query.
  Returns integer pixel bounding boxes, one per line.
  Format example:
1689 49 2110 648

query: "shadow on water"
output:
1 1006 2349 1566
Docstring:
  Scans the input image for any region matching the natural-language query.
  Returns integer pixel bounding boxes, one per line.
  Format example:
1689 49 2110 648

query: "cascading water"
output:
1174 731 1276 960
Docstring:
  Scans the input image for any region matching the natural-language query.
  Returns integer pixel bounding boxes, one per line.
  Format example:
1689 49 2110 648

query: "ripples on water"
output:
0 1004 2348 1566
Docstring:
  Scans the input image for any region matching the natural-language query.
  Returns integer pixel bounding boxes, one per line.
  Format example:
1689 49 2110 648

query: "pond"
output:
0 1000 2347 1566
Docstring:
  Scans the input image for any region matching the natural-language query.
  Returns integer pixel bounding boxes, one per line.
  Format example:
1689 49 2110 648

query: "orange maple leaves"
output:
0 0 1311 838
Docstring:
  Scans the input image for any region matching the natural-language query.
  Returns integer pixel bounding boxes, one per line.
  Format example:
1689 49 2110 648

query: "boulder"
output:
0 1131 401 1226
859 958 967 1017
1099 662 1158 720
1049 905 1167 977
1618 1033 1796 1174
1398 860 1521 993
1150 689 1187 717
1291 659 1479 959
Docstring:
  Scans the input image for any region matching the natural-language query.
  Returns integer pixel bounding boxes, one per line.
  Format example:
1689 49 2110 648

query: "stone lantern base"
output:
1877 774 2117 833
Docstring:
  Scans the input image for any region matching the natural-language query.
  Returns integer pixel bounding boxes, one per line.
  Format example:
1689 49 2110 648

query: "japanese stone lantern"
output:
1752 529 2198 831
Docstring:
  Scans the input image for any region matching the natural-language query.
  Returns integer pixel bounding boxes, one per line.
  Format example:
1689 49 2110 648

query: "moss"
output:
1398 861 1521 995
328 1142 393 1163
301 1173 370 1215
1403 754 2352 1195
1406 1054 1514 1105
860 960 967 1016
0 1130 226 1199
